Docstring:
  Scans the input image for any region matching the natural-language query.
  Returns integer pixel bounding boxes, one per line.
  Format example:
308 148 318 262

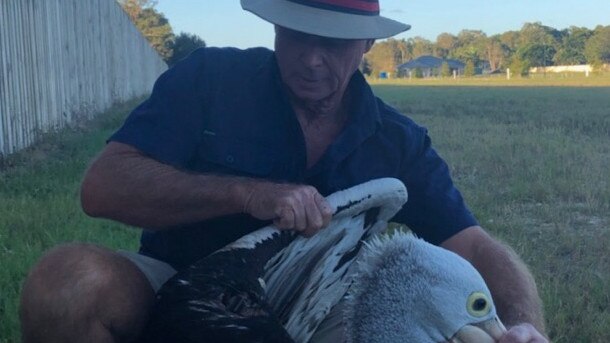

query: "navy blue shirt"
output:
110 47 478 269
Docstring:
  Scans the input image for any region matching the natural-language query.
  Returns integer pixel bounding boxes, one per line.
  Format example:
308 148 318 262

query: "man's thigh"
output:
118 250 177 293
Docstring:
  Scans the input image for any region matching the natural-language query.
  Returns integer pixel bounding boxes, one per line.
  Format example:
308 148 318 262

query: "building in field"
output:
398 56 465 78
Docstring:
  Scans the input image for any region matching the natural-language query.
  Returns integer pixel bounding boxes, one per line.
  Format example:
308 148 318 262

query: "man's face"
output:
275 26 373 103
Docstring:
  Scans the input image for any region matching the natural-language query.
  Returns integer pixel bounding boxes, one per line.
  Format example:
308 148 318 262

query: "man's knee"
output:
20 243 155 342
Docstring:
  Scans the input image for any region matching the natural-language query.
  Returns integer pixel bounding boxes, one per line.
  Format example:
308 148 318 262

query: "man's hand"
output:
242 181 333 237
499 323 548 343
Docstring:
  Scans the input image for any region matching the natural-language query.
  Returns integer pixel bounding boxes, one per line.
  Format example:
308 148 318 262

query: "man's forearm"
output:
81 142 332 234
81 142 250 229
472 236 547 333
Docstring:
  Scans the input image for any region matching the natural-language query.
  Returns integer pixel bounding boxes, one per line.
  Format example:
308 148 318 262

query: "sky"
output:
156 0 610 49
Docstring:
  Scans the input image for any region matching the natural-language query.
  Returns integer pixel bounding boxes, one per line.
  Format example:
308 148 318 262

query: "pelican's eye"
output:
467 292 491 317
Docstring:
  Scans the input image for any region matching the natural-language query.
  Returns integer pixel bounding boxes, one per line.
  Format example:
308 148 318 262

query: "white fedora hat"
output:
241 0 411 40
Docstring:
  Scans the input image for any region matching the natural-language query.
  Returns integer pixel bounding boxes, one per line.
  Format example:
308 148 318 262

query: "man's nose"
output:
300 46 324 69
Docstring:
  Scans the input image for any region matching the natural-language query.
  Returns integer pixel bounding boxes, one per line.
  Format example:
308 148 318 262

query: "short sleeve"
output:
109 49 209 168
393 132 479 245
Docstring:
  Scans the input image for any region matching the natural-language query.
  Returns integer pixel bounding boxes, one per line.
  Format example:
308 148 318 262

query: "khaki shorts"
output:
119 250 345 343
118 250 177 293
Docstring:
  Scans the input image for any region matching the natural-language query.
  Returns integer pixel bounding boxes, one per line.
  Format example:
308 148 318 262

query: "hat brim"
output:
241 0 411 40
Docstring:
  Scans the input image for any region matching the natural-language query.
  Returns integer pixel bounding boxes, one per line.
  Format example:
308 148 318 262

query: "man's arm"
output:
441 226 548 343
81 142 331 235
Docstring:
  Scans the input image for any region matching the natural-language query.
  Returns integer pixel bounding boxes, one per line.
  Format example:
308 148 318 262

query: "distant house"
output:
398 56 465 78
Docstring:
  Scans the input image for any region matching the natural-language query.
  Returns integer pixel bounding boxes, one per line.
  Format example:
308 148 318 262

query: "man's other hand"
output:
499 323 548 343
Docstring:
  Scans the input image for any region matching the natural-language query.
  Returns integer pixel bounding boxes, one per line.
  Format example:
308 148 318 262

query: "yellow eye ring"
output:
467 292 492 317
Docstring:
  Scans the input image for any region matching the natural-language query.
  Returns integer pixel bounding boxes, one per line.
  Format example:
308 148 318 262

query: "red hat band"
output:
286 0 380 16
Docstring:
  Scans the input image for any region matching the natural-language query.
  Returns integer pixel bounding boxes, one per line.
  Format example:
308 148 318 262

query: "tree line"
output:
117 2 610 77
363 22 610 77
118 0 206 66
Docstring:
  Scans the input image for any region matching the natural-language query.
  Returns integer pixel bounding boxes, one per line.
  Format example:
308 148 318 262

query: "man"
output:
20 0 548 342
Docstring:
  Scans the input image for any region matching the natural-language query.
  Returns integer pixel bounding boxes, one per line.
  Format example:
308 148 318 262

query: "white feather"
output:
218 227 282 251
263 178 408 342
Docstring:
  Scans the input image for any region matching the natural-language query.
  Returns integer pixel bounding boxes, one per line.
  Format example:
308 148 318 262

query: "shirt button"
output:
225 155 235 164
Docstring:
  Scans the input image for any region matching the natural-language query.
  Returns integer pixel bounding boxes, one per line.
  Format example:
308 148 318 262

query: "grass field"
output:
374 85 610 342
0 100 142 342
369 71 610 87
1 83 609 342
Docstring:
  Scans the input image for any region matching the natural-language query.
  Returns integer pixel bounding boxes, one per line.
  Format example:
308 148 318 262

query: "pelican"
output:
138 178 506 343
345 231 507 343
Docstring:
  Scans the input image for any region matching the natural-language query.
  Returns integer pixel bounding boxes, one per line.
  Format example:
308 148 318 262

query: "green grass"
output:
0 100 142 343
374 85 610 342
1 87 609 342
369 71 610 87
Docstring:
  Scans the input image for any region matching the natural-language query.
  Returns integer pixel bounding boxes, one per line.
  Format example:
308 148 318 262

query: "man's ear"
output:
364 39 375 53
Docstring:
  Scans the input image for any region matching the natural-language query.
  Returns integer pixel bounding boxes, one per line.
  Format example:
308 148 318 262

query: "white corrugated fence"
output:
0 0 167 157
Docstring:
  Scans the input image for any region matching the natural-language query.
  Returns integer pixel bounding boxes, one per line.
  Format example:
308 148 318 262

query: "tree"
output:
118 0 175 62
464 60 476 77
509 53 531 76
554 26 592 65
409 37 434 58
584 25 610 66
361 23 604 78
365 41 399 77
452 30 487 69
485 36 508 71
499 31 520 53
518 22 562 66
365 39 412 77
519 22 562 47
118 0 157 21
456 30 487 48
436 33 458 59
454 46 482 69
441 61 451 77
519 43 557 68
134 8 174 62
387 38 412 65
168 32 206 66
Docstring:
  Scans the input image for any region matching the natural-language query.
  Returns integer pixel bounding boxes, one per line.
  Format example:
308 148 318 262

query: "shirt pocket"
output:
195 133 277 177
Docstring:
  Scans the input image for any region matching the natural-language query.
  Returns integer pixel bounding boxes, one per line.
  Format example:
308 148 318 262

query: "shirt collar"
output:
344 70 382 136
265 53 383 177
305 71 381 177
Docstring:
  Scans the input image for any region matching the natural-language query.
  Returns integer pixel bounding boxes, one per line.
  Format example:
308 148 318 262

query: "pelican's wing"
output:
139 178 407 343
264 178 408 342
139 229 297 343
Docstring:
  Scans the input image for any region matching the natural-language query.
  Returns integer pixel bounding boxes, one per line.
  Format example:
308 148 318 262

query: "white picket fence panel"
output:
0 0 167 157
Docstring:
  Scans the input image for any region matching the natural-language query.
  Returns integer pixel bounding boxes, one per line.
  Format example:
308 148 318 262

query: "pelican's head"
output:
345 231 507 343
